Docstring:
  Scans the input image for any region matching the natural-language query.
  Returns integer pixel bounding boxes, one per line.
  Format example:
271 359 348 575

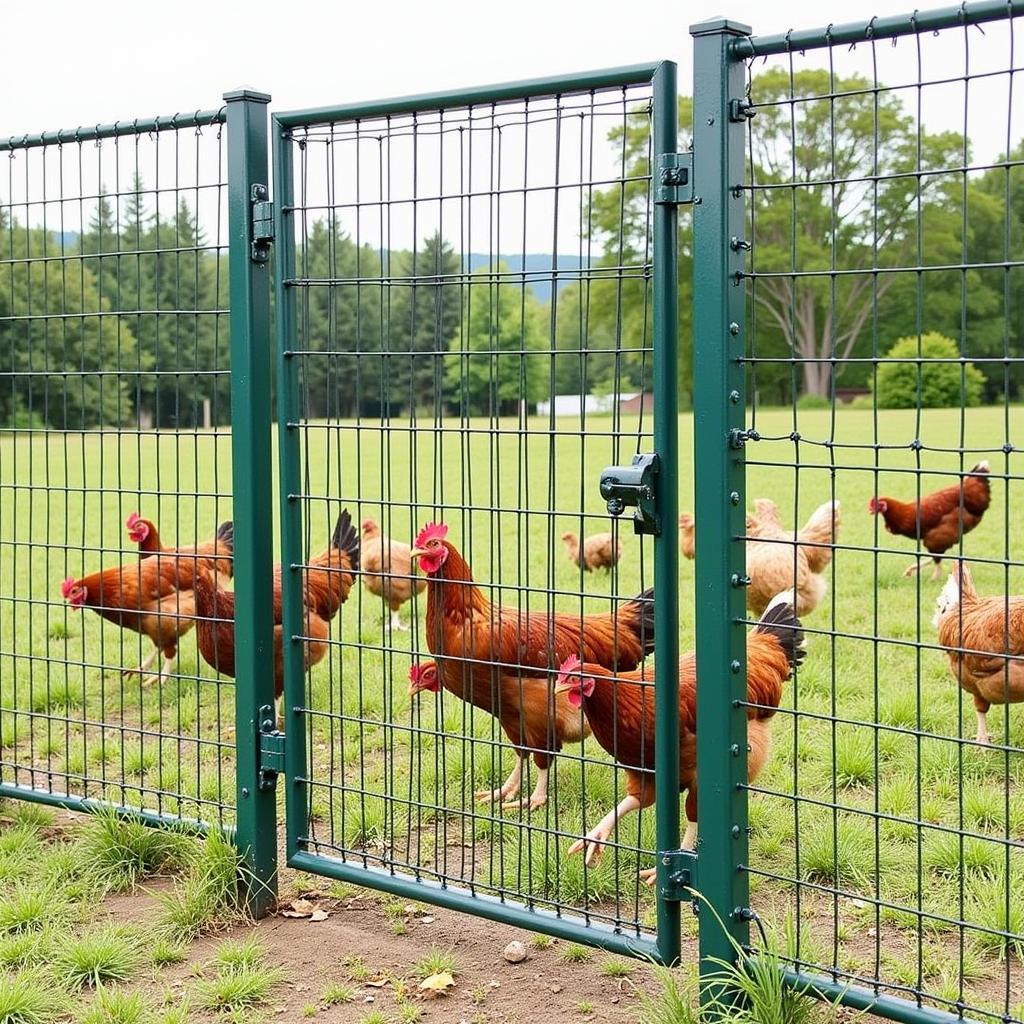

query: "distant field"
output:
0 405 1022 1015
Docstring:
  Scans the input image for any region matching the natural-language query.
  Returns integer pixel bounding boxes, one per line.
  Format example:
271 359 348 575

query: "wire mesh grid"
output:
0 112 237 827
736 7 1023 1020
276 78 673 944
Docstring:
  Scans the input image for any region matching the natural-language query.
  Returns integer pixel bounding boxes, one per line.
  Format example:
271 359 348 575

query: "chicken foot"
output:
638 820 697 885
387 609 408 632
903 557 943 581
475 757 523 805
122 646 159 680
567 794 642 865
975 709 991 746
123 649 175 688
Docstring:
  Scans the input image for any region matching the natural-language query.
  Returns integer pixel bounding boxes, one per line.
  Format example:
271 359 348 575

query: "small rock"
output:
503 940 528 964
551 983 563 994
612 996 620 1004
421 915 435 924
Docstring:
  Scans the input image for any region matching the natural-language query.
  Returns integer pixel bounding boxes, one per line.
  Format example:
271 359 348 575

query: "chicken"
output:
192 569 329 711
933 564 1024 745
561 532 622 572
409 659 590 810
408 521 654 806
869 461 990 581
554 592 805 881
360 518 426 631
191 510 358 721
679 500 840 618
61 518 234 686
409 521 654 680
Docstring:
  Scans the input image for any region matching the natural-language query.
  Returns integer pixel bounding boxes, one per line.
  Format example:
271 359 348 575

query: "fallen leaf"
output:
365 978 389 988
418 971 455 996
281 898 316 918
310 909 329 922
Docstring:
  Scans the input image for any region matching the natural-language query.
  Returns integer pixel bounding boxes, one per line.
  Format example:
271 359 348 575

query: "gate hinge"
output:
658 848 699 902
257 704 284 791
251 184 274 264
655 152 694 206
599 453 660 536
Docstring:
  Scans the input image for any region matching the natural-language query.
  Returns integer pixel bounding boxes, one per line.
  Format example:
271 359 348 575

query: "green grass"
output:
0 969 64 1024
55 925 142 990
81 809 194 892
193 937 285 1013
1 407 1023 1017
414 946 457 978
78 987 151 1024
321 982 356 1006
558 943 593 965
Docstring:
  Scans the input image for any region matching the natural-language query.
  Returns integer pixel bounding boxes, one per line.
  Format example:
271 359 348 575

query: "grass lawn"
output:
1 405 1022 1021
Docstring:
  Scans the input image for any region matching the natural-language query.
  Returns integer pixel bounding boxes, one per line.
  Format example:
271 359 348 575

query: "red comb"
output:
60 577 76 598
408 663 423 683
126 511 141 528
558 654 582 677
414 521 448 549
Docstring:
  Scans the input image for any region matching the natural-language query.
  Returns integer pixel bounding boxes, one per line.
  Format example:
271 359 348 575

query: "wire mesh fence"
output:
731 5 1024 1020
273 70 680 953
0 111 237 828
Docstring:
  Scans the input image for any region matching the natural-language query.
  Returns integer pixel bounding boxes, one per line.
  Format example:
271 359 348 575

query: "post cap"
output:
689 17 753 37
223 88 272 104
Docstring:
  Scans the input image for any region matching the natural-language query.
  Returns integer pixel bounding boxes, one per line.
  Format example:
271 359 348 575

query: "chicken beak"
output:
408 548 426 561
552 682 573 696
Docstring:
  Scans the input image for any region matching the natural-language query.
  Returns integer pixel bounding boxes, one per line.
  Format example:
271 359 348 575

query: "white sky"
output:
3 0 1020 254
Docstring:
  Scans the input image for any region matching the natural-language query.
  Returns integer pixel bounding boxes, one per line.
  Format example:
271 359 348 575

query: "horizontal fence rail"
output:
723 3 1024 1023
0 108 238 831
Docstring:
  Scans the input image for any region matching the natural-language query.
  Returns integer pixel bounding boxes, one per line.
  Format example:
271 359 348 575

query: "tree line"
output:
1 68 1021 430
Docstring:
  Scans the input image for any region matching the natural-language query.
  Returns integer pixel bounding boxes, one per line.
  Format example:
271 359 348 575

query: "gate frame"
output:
270 62 682 962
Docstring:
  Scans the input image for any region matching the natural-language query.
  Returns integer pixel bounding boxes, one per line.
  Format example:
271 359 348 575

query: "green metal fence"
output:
691 2 1024 1022
2 6 1022 1022
0 108 243 830
271 65 682 959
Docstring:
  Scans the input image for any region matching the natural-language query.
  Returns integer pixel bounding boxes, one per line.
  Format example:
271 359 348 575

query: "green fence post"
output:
225 87 277 916
651 59 682 967
690 16 752 990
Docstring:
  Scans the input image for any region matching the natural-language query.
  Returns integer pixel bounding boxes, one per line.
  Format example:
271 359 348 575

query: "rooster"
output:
409 521 654 678
409 659 590 810
360 518 426 631
61 518 234 686
561 532 622 572
869 461 990 581
554 592 804 881
408 521 654 806
192 510 358 722
679 501 840 617
933 564 1024 745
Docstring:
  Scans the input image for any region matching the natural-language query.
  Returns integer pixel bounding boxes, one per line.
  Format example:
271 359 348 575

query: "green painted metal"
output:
778 969 986 1024
733 0 1024 57
225 87 278 917
0 109 226 152
689 13 753 989
651 59 682 968
270 116 309 868
274 63 661 127
289 851 662 960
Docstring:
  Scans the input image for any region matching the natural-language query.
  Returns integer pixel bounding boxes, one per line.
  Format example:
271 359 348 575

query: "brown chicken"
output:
679 500 840 617
561 532 622 572
869 461 990 580
61 518 234 686
360 518 426 631
934 564 1024 745
192 509 358 721
409 659 590 810
408 521 654 806
554 592 804 881
409 521 654 679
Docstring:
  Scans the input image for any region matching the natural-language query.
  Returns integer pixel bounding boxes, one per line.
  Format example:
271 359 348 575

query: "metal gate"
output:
268 65 683 960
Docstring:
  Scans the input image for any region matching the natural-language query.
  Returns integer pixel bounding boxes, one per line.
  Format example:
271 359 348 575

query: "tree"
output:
748 69 967 397
445 264 548 417
554 97 694 402
1 211 138 429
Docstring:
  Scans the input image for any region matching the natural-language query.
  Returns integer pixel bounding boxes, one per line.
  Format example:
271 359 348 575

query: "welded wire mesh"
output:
0 112 235 826
276 79 668 943
738 8 1023 1021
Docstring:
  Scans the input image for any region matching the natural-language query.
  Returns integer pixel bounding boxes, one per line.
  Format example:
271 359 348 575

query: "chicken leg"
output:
476 756 523 806
903 558 924 578
975 708 991 746
388 608 408 632
567 794 642 865
122 646 159 680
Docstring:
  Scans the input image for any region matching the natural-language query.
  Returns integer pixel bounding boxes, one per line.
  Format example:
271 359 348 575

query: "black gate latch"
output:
257 704 285 792
599 453 660 536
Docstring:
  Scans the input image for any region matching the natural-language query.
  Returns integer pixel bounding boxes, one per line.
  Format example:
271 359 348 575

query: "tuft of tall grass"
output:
81 808 194 892
55 924 143 990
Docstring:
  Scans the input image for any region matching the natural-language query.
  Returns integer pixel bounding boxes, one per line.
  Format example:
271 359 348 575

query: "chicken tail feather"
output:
755 592 806 674
331 508 360 570
216 521 234 551
624 587 656 659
